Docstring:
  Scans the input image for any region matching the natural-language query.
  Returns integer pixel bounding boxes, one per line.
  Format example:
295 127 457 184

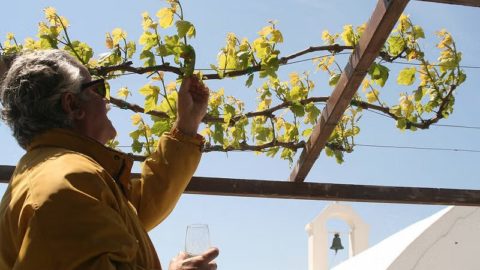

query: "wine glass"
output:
185 224 211 257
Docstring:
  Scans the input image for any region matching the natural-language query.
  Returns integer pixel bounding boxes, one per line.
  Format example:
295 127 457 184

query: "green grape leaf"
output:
458 71 467 84
396 118 407 130
329 73 341 87
175 20 195 38
182 45 196 77
265 146 280 158
271 29 283 43
400 96 414 116
304 103 320 125
65 41 93 64
139 32 157 51
129 129 142 140
387 35 405 56
223 104 236 124
131 139 144 153
131 113 142 126
158 91 178 115
245 74 254 87
213 123 224 144
126 41 136 58
368 63 389 87
413 25 425 39
366 90 380 103
302 128 312 137
139 84 160 96
280 148 294 163
397 67 416 86
341 25 355 46
117 87 130 99
290 102 305 117
325 147 334 157
389 105 402 117
151 120 171 135
413 87 425 102
334 150 344 164
39 35 58 49
140 50 156 67
144 96 157 112
289 86 303 100
255 126 271 142
157 8 174 28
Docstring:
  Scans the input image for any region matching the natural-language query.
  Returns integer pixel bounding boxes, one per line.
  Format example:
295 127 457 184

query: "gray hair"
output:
0 49 85 148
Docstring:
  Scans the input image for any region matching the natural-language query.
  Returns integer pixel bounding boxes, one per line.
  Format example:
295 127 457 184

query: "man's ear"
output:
61 92 85 120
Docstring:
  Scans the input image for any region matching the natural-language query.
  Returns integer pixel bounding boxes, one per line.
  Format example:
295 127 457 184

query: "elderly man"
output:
0 50 218 269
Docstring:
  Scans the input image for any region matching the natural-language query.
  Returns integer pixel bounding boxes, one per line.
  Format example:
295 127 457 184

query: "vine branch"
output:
111 89 456 131
93 44 355 79
129 140 346 162
203 140 305 153
109 96 170 118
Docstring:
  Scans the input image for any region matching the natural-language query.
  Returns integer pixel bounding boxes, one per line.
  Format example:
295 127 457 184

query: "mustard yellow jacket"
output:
0 128 203 269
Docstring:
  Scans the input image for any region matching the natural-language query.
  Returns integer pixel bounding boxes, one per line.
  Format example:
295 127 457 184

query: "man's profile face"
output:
74 65 117 144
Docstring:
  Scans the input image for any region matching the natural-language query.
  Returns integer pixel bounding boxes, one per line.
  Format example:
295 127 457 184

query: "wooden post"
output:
289 0 409 182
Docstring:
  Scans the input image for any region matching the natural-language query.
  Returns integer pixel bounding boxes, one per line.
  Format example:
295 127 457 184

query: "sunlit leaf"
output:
397 67 416 86
341 25 355 46
368 63 389 87
139 32 157 50
290 102 305 117
117 87 130 99
140 50 156 67
111 28 127 45
366 90 380 103
131 113 142 125
387 35 405 56
413 25 425 39
151 120 171 135
157 8 174 28
329 74 341 87
176 20 195 38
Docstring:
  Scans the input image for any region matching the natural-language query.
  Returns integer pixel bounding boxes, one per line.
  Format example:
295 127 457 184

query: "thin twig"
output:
279 44 353 64
203 140 305 153
109 96 170 118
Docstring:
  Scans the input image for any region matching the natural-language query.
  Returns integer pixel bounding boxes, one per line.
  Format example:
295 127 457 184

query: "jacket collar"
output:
27 128 134 191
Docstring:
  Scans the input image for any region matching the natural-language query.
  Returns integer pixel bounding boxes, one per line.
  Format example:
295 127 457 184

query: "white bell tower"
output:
305 203 369 270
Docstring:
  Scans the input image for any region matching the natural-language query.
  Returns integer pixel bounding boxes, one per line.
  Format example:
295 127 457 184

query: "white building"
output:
308 204 480 270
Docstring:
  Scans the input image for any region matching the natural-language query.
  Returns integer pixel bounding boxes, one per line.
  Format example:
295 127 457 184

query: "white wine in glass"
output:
185 224 211 257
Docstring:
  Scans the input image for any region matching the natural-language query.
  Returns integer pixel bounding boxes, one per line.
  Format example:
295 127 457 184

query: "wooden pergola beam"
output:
289 0 409 182
417 0 480 7
2 165 480 205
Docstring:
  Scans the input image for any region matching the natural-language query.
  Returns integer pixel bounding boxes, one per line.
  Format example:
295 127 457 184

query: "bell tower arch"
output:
306 203 369 270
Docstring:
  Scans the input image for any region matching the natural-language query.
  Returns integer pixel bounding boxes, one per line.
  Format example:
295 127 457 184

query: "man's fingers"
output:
177 251 190 260
189 80 208 94
180 76 194 93
207 261 218 270
172 248 219 270
190 92 209 103
200 247 219 262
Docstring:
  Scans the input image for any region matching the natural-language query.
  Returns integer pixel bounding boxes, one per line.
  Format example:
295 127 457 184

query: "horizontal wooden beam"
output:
417 0 480 7
2 165 480 206
0 166 13 183
289 0 409 183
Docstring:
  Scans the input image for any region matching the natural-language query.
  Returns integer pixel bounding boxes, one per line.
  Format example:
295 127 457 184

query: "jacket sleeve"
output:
128 131 203 231
14 170 139 270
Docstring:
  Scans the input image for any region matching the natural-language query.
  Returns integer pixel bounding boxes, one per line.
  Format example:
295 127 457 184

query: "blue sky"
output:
1 1 480 269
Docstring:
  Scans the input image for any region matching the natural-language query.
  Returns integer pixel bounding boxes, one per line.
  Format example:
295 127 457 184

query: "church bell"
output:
330 233 344 254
